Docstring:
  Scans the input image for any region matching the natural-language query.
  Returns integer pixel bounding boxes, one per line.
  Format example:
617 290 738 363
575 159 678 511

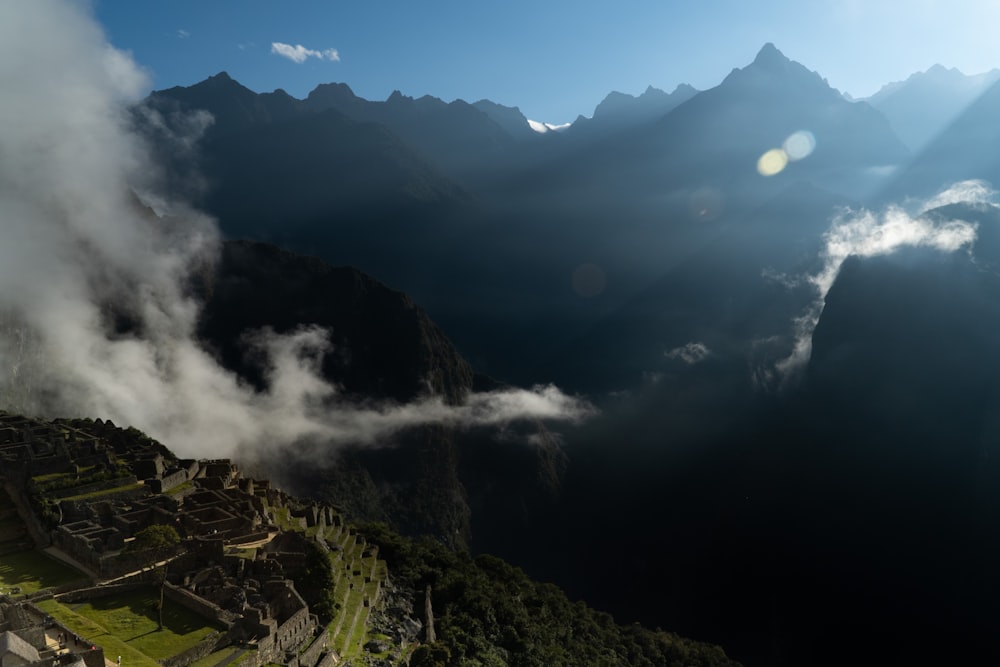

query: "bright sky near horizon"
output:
92 0 1000 123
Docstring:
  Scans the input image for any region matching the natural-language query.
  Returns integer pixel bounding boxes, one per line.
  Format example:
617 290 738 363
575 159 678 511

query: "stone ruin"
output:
0 413 383 667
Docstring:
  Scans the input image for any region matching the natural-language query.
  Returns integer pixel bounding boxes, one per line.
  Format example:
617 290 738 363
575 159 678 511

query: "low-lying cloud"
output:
271 42 340 64
771 181 986 380
0 0 591 460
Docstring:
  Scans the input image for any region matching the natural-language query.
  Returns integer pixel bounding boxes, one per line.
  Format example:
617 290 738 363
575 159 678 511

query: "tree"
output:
127 524 181 553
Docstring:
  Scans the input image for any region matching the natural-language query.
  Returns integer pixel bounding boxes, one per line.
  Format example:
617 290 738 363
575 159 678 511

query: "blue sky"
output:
93 0 1000 123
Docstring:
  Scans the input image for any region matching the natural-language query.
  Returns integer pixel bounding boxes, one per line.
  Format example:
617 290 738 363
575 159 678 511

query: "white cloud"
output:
271 42 340 64
665 342 711 364
922 179 996 210
0 0 591 462
177 29 190 39
771 182 987 381
527 119 572 133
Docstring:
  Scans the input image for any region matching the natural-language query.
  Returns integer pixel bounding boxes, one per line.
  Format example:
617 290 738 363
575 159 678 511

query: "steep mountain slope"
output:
866 64 1000 152
140 75 470 255
148 72 304 135
197 240 475 404
471 98 539 141
881 77 1000 201
625 43 907 199
303 84 520 179
195 240 568 551
568 83 698 137
539 181 850 391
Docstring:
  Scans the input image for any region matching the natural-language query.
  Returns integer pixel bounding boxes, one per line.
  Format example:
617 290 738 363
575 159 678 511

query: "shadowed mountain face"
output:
194 240 568 550
142 77 468 239
196 240 475 404
303 85 521 180
507 223 1000 666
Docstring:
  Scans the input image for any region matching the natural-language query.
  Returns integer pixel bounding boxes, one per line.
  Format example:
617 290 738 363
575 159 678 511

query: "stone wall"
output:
56 582 148 603
163 583 237 628
225 531 271 547
144 469 188 494
296 631 327 667
160 629 234 667
314 648 340 667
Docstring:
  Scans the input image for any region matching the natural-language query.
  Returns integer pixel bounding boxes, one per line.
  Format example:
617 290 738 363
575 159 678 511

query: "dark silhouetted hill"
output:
195 240 571 554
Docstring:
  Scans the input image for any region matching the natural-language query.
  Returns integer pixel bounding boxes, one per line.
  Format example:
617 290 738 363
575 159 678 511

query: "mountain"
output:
472 98 539 140
866 64 1000 152
541 180 850 392
503 211 1000 665
141 78 471 285
149 71 304 135
303 84 520 180
627 43 907 198
569 83 698 136
136 47 908 394
196 240 476 404
881 76 1000 201
195 240 570 552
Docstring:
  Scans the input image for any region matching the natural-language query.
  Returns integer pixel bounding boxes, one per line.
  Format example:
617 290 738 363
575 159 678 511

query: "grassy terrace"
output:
0 550 88 594
60 483 146 502
317 521 385 663
37 588 224 666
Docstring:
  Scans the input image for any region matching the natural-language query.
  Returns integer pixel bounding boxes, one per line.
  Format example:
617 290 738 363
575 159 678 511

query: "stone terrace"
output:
0 414 391 667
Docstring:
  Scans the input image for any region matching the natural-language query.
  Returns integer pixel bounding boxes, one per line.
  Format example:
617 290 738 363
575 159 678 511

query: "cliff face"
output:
195 240 564 548
197 240 475 405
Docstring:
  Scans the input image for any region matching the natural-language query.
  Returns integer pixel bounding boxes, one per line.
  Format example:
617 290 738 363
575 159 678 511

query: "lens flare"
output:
783 130 816 161
757 148 788 176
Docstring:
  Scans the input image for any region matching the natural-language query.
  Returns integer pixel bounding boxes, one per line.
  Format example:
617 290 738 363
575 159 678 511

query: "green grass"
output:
37 588 224 663
167 481 194 496
31 471 75 484
35 598 161 667
186 647 241 667
61 483 145 502
0 550 87 594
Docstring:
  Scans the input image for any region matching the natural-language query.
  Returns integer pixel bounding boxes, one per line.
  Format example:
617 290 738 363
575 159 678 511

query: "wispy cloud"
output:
665 342 711 364
770 180 987 381
270 42 340 64
177 29 190 39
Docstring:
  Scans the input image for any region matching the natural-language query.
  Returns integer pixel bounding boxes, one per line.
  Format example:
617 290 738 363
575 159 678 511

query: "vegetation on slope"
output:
361 522 740 667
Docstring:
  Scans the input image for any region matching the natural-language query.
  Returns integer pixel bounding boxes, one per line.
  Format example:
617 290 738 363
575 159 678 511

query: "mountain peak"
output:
718 43 838 99
753 42 791 69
